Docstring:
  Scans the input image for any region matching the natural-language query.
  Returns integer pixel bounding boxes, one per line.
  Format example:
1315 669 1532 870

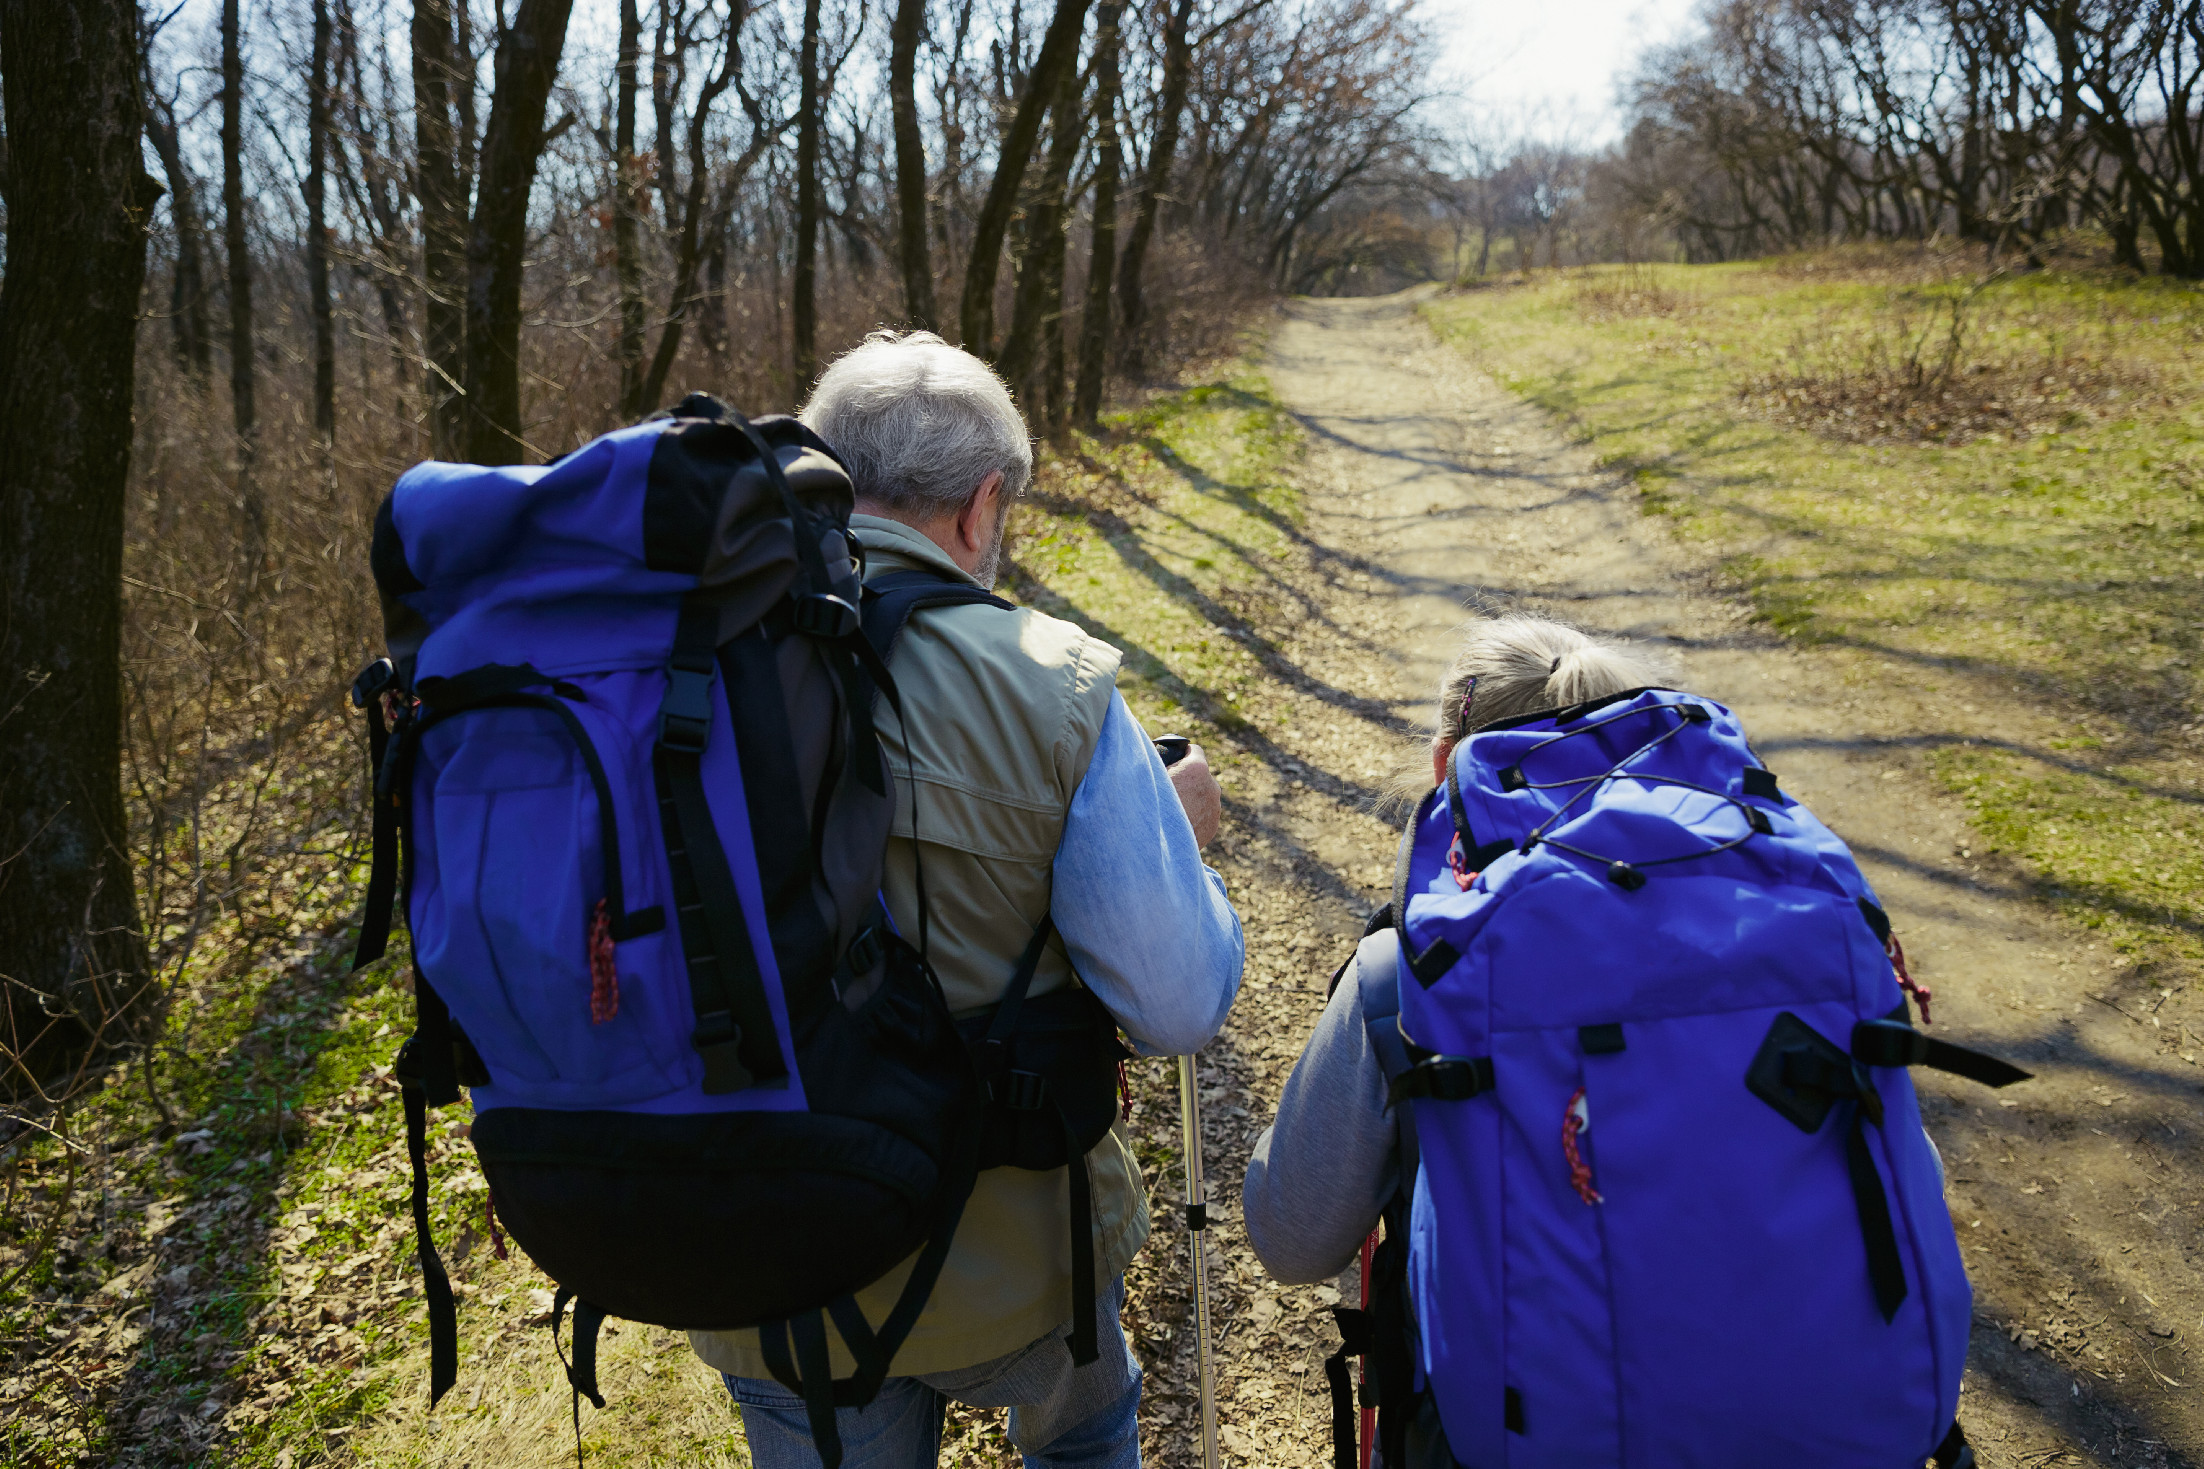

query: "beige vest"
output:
690 516 1150 1379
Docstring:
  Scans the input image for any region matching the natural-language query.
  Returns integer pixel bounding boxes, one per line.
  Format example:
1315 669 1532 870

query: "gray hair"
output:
1436 615 1675 745
799 330 1034 514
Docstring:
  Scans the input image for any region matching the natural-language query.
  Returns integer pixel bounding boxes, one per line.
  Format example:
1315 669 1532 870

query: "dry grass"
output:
1740 274 2163 445
1573 262 1694 322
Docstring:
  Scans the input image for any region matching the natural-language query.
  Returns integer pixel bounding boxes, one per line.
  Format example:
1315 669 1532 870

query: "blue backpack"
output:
348 396 1093 1466
1345 687 2024 1468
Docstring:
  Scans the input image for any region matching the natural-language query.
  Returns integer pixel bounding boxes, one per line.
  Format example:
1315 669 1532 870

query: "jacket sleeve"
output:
1051 694 1244 1055
1242 950 1402 1285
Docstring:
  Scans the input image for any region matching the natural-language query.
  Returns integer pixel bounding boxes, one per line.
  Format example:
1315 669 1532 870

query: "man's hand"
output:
1168 743 1223 848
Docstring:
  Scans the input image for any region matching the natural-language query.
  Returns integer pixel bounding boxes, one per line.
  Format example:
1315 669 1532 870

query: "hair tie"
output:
1458 675 1478 729
1550 655 1562 674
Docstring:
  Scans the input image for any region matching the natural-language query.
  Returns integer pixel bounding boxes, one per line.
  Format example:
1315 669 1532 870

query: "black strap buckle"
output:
351 656 397 709
1386 1054 1495 1107
392 1035 425 1089
692 1010 756 1093
1780 1049 1885 1126
794 591 860 640
658 655 716 753
846 924 883 977
1000 1070 1049 1111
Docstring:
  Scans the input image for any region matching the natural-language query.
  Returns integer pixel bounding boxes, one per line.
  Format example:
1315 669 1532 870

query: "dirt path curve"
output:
1162 290 2202 1469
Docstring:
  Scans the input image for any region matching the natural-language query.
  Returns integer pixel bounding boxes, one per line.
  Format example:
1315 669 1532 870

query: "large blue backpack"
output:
347 396 1069 1465
1360 687 2024 1468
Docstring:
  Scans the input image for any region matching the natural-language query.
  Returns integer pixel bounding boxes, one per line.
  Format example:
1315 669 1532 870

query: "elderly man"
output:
687 331 1245 1468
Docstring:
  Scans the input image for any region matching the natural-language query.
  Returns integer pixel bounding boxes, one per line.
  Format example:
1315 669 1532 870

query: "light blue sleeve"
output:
1051 694 1245 1056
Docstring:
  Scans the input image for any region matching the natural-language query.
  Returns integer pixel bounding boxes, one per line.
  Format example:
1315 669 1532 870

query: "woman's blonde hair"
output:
1435 615 1675 746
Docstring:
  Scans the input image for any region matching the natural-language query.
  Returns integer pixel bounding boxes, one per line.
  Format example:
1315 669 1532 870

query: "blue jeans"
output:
724 1278 1141 1469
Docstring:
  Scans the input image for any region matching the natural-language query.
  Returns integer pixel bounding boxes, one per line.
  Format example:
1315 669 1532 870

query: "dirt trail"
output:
1161 291 2203 1469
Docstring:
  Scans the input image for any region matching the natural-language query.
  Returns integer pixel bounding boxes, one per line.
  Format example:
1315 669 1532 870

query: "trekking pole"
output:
1178 1052 1222 1469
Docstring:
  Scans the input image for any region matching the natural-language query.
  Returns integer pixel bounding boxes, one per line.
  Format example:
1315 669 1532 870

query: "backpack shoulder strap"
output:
1351 918 1421 1193
861 569 1013 662
1355 925 1412 1088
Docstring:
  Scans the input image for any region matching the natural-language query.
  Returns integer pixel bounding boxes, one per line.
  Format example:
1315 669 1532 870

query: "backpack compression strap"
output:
1752 1012 2029 1322
753 976 988 1469
656 598 789 1091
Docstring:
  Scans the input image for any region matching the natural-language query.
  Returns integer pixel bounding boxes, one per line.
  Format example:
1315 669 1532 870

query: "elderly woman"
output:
1242 614 1668 1286
1243 613 1976 1469
1239 615 1671 1469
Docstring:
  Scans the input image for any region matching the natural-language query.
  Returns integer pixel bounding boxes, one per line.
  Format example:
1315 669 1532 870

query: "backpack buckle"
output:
351 656 397 709
794 592 860 640
692 1010 756 1094
845 925 883 976
393 1035 424 1088
1001 1070 1049 1112
658 657 716 754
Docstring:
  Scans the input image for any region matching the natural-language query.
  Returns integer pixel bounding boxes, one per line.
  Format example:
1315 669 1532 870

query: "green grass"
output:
1426 253 2204 981
1007 374 1307 750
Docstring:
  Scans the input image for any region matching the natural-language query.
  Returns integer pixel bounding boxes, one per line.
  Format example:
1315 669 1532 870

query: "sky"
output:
1423 0 1704 145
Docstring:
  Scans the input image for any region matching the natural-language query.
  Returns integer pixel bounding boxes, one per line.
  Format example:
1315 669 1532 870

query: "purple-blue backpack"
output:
346 396 1069 1466
1331 687 2026 1469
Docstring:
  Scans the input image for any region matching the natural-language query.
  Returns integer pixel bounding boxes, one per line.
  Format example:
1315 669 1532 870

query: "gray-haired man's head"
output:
800 331 1034 588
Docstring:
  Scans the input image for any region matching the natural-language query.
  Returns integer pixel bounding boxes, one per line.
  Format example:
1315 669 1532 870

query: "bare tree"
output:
413 0 468 455
891 0 940 327
460 0 578 464
143 78 213 382
613 0 649 415
1116 0 1194 378
221 0 258 471
308 0 337 443
638 0 769 413
1073 0 1123 423
795 0 828 382
998 46 1085 423
0 0 158 1085
958 0 1094 355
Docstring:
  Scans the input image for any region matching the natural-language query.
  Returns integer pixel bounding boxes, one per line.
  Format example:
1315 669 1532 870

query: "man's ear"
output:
954 471 1007 558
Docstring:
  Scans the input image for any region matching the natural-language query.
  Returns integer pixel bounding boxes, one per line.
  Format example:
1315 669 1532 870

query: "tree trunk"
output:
1000 56 1082 429
614 0 647 416
413 0 466 457
793 0 826 386
1072 0 1122 425
956 0 1093 356
0 0 158 1086
637 21 745 413
460 0 576 466
220 0 257 478
307 0 336 443
702 222 730 366
891 0 938 329
143 94 211 380
1115 0 1191 379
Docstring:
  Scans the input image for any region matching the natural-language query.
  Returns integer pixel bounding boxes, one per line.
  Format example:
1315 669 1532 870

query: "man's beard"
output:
971 497 1012 589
